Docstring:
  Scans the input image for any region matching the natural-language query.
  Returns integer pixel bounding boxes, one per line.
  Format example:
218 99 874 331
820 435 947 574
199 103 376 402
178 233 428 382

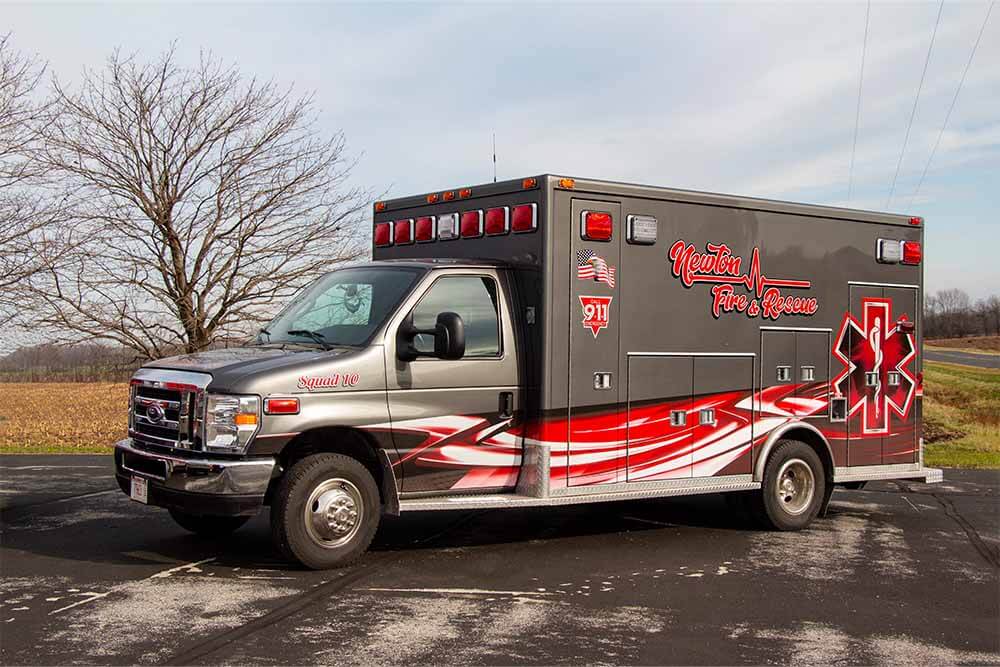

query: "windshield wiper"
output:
286 329 332 350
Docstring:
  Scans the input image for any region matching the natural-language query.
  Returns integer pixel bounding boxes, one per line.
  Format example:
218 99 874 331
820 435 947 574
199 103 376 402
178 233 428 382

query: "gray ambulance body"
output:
115 175 940 569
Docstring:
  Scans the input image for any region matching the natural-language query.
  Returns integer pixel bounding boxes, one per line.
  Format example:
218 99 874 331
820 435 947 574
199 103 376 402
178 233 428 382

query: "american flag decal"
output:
577 249 616 288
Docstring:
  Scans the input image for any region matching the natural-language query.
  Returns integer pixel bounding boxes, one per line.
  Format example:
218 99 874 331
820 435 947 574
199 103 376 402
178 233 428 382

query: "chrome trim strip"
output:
399 475 760 511
627 352 756 357
759 326 834 332
834 463 942 484
847 281 920 289
132 367 212 389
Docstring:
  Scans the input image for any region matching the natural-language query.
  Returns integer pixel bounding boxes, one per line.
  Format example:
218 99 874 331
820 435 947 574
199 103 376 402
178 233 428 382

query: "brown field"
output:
0 382 128 453
926 335 1000 354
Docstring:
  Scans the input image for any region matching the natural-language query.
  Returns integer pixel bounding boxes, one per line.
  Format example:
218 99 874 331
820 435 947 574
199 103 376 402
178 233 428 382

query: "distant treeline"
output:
924 290 1000 340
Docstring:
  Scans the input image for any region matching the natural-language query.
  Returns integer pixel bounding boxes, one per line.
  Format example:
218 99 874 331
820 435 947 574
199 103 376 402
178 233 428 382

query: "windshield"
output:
259 266 423 347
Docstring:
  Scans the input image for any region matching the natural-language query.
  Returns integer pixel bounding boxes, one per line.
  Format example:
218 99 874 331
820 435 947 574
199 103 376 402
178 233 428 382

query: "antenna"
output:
492 132 497 183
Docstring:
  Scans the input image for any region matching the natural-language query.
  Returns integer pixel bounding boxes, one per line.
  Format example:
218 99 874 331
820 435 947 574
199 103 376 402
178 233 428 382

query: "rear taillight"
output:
460 210 483 238
264 397 299 415
485 207 509 236
394 218 413 245
415 216 436 243
901 241 922 265
374 222 392 247
582 211 613 241
511 204 537 233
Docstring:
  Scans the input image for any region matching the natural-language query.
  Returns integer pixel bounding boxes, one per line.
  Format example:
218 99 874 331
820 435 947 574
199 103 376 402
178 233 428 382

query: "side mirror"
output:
396 311 466 362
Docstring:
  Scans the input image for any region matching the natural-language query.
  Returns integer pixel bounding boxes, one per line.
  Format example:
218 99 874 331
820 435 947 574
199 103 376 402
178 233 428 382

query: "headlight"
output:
203 394 260 453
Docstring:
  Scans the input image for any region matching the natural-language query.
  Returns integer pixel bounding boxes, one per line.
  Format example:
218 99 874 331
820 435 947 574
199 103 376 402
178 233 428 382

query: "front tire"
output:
270 453 381 570
169 509 250 536
752 439 826 530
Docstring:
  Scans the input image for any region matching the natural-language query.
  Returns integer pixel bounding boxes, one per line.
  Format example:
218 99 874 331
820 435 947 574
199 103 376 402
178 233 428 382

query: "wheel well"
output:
270 426 385 503
777 426 834 482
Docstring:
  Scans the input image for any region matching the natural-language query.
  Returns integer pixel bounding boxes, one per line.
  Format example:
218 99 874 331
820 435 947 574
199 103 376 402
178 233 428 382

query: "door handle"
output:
498 392 514 419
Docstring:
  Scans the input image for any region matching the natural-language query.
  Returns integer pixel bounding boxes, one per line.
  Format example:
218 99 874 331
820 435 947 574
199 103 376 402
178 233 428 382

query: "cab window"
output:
411 276 501 357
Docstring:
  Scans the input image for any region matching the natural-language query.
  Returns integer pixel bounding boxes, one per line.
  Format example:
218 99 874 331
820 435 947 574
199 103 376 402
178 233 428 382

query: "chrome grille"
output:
128 368 211 451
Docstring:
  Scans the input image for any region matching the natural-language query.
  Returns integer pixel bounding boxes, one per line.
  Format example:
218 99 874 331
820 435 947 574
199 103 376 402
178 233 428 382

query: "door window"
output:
411 276 501 357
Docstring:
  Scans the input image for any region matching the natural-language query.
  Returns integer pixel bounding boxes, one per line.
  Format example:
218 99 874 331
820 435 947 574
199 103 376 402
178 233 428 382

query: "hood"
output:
145 345 353 390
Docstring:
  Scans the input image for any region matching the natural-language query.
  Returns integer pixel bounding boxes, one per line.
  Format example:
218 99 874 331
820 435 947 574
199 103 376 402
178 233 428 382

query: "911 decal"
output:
580 295 613 338
667 240 818 320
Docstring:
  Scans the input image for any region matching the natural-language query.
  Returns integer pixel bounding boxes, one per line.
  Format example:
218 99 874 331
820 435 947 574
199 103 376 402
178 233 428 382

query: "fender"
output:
754 420 834 482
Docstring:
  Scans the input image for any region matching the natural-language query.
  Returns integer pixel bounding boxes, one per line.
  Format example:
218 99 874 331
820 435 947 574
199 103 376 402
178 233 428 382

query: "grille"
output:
130 380 204 450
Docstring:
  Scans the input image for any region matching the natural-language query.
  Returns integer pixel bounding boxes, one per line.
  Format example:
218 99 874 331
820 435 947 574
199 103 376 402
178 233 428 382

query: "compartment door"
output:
626 355 693 481
567 199 622 486
693 356 754 477
882 287 919 464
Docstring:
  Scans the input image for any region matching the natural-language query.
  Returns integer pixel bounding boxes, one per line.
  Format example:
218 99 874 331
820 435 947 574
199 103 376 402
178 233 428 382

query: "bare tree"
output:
25 47 369 358
0 34 52 327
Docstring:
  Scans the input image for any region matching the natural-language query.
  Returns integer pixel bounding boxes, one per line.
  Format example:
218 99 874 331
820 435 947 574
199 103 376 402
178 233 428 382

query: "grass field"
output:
926 335 1000 355
1 363 997 467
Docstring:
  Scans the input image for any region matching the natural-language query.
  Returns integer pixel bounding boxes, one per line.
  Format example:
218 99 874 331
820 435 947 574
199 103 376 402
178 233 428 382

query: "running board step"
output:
398 478 761 512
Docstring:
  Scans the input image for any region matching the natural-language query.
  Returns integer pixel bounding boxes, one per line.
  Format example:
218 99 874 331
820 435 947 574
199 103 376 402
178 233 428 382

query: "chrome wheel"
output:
303 478 363 548
774 458 815 516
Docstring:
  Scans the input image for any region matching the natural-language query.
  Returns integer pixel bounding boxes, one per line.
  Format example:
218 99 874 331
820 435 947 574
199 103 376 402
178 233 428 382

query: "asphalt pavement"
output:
925 348 1000 369
1 455 998 665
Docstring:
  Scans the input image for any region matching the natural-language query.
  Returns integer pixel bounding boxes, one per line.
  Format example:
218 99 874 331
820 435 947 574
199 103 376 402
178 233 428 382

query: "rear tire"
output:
169 510 250 536
270 453 381 570
751 439 826 531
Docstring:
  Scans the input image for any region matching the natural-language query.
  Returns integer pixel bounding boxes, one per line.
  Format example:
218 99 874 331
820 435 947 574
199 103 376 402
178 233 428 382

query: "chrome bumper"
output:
114 438 276 502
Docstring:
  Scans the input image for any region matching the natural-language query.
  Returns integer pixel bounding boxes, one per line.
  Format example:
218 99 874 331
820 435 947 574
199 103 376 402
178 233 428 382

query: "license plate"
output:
130 476 148 504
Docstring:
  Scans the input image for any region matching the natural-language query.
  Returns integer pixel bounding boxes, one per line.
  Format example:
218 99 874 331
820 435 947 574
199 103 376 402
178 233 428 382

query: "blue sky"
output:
6 1 999 300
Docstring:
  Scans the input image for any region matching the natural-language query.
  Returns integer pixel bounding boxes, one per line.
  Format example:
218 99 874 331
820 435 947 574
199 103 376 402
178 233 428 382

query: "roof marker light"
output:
374 201 387 212
459 188 472 198
485 207 510 236
415 216 436 243
460 210 484 238
511 204 537 233
581 210 613 241
522 177 538 189
443 191 456 201
558 178 576 189
909 216 923 226
394 218 414 245
374 222 393 247
426 193 440 204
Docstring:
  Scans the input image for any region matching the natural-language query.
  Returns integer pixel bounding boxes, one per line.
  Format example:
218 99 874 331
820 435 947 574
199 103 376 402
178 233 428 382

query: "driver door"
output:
385 270 521 493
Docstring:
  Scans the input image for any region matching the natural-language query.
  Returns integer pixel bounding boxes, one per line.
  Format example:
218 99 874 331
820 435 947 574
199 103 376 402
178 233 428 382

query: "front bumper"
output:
114 438 277 517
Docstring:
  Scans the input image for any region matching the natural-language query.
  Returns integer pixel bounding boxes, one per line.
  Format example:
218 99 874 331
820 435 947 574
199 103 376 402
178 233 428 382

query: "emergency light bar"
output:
394 218 414 245
415 216 436 243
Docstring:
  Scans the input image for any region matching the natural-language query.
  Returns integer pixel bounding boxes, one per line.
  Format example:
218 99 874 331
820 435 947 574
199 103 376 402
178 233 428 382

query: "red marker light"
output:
394 218 413 245
264 397 299 415
459 188 472 198
909 216 923 226
415 216 436 242
426 193 440 204
901 241 922 265
485 207 510 235
511 204 537 233
374 201 387 212
374 222 393 247
582 211 613 241
443 191 456 201
460 210 483 238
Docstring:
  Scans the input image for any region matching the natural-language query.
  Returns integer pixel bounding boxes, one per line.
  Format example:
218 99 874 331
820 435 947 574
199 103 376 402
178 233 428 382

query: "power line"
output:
885 0 945 210
908 1 995 210
848 0 871 205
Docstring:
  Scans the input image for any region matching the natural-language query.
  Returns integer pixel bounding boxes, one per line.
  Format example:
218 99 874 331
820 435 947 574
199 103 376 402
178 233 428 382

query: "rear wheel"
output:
270 453 381 569
169 510 250 536
751 439 826 530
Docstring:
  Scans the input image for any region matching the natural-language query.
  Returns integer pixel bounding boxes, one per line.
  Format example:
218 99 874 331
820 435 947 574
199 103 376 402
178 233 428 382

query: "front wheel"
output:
169 509 250 536
270 453 381 569
752 439 826 531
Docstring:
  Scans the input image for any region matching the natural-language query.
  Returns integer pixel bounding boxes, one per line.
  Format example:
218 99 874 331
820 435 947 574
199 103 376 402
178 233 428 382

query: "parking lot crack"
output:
931 493 1000 570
